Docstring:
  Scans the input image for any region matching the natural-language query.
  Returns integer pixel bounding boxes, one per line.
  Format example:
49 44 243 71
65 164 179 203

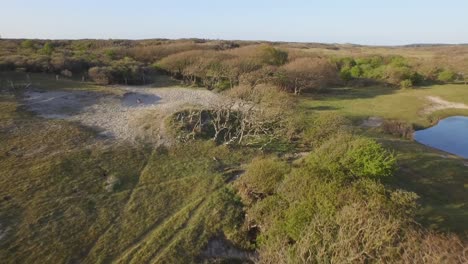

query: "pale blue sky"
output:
1 0 467 45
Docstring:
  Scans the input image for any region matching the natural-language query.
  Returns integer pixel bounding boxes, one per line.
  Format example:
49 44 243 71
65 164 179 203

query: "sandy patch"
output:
423 96 468 114
23 86 223 145
361 116 384 127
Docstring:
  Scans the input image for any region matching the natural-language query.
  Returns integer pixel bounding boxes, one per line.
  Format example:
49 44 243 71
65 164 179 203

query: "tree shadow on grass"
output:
305 85 400 101
379 136 468 236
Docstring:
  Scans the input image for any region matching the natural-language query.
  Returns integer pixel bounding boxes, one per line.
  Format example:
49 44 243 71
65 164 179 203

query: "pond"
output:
414 116 468 158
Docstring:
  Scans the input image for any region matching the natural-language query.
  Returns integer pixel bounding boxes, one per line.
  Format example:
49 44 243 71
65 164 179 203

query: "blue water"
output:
414 116 468 158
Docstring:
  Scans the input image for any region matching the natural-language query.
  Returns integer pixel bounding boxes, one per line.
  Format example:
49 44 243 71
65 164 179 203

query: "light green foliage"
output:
350 65 362 78
258 45 288 66
400 79 413 88
437 69 457 82
306 132 396 180
238 157 290 197
303 112 351 148
41 42 54 55
104 49 117 60
20 40 35 50
343 137 396 178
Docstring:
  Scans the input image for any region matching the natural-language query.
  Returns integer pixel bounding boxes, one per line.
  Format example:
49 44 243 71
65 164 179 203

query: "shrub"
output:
40 42 54 56
258 45 288 66
350 65 362 78
60 69 72 77
390 189 419 217
278 57 340 94
437 69 457 82
382 119 414 139
20 39 35 50
339 66 353 81
237 157 290 199
342 137 396 178
306 132 396 180
88 66 112 85
400 79 413 89
303 113 351 148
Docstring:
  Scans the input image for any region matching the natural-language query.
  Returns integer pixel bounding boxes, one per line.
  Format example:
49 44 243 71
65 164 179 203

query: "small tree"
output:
258 45 288 66
88 67 112 85
41 42 54 56
437 69 456 82
279 57 340 94
21 40 35 50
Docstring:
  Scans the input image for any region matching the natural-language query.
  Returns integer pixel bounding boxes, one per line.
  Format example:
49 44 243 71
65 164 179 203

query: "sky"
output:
1 0 467 45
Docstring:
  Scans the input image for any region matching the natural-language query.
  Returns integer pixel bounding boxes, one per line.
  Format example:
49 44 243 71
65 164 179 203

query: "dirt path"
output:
423 96 468 114
23 86 223 145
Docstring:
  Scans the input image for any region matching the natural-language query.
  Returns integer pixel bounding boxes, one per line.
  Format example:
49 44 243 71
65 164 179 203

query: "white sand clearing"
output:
23 86 223 145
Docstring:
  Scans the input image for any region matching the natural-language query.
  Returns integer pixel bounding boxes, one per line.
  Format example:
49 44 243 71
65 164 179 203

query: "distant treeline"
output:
0 39 465 90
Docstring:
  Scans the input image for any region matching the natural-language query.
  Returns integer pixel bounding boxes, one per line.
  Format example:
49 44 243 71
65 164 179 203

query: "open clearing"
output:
23 86 223 144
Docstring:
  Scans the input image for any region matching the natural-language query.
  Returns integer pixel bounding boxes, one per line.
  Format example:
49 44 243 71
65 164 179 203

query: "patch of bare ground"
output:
22 86 224 145
422 96 468 114
201 235 257 263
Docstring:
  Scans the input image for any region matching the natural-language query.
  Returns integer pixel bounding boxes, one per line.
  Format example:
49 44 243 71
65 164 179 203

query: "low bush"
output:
400 79 413 88
88 66 112 85
437 69 457 82
303 112 351 148
237 157 290 202
382 119 414 139
305 132 396 180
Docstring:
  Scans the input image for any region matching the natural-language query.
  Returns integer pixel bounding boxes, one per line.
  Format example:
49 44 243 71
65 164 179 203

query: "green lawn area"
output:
300 84 468 237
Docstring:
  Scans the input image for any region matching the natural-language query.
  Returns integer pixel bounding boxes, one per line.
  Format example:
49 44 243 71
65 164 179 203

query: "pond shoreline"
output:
413 116 468 159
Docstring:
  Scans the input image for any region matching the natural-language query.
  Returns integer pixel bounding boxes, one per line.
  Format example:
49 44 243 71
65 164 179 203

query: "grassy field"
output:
300 84 468 236
301 84 468 127
0 82 256 263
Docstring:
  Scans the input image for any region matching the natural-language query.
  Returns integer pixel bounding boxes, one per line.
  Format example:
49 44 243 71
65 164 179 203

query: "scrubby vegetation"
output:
2 39 467 90
1 39 467 263
235 116 465 263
